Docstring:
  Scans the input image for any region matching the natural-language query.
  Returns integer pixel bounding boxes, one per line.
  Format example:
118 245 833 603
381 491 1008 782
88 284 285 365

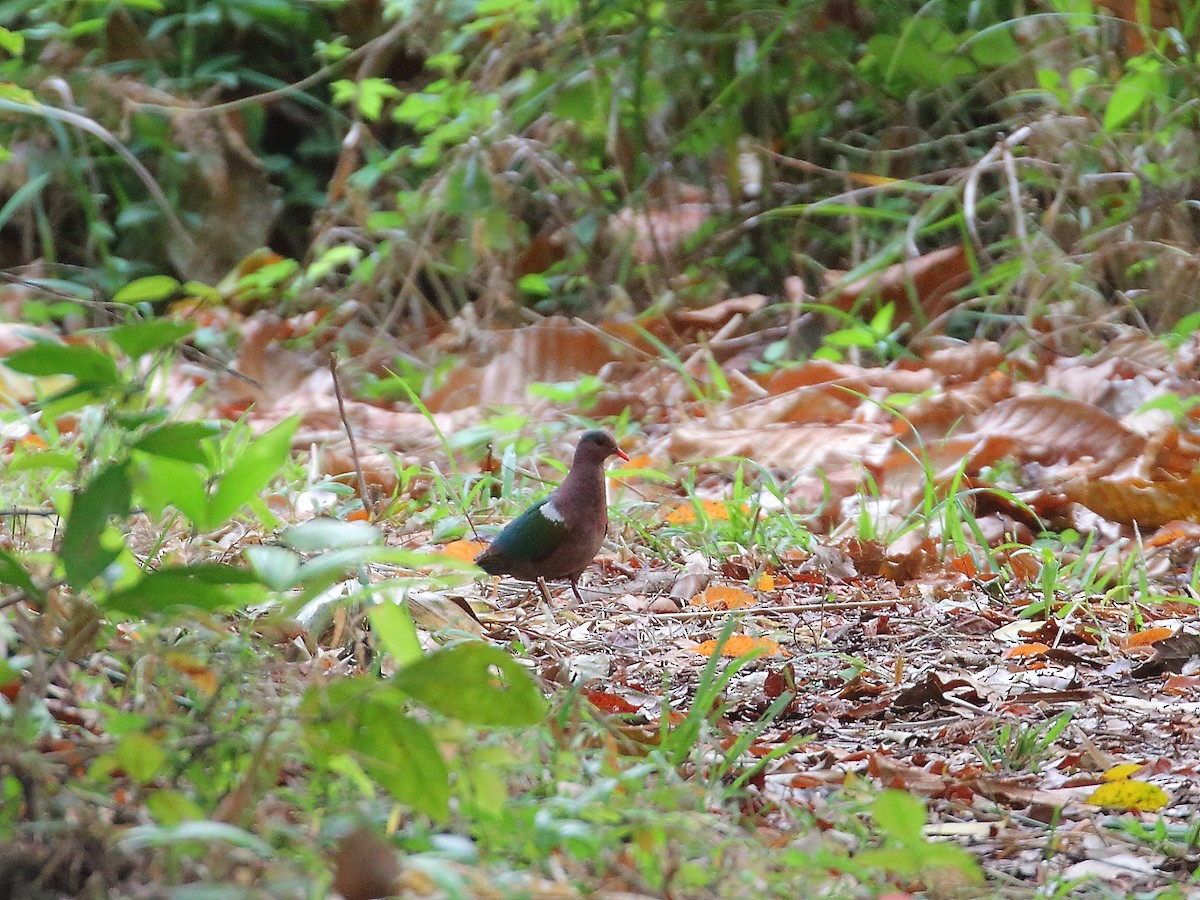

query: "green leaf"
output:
4 343 120 388
394 642 547 726
146 790 205 826
132 455 209 527
369 600 422 666
244 546 302 591
108 320 195 358
1104 75 1150 130
0 548 43 601
872 790 927 845
6 450 77 474
0 173 48 234
0 26 24 56
303 680 450 819
207 416 299 524
132 421 218 464
61 463 132 589
112 275 181 305
282 519 380 551
104 564 265 615
117 821 274 856
115 732 164 783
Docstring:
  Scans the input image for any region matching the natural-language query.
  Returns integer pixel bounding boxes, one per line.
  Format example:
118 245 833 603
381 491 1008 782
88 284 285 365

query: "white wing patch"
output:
540 499 566 523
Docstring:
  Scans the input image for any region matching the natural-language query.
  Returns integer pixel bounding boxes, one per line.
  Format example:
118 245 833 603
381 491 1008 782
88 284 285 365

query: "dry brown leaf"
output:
1063 470 1200 527
425 317 625 412
972 395 1144 472
826 245 970 321
610 203 711 263
918 340 1006 382
669 423 889 475
672 294 767 330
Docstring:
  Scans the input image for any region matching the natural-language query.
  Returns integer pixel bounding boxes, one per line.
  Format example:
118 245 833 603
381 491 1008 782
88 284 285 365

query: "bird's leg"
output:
570 576 583 604
536 577 558 623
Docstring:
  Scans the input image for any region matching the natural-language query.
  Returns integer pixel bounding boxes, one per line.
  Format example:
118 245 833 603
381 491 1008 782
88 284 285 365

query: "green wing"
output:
489 498 571 562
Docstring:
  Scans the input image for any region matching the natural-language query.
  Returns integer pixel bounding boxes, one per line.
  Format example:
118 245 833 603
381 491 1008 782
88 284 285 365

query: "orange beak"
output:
615 448 630 461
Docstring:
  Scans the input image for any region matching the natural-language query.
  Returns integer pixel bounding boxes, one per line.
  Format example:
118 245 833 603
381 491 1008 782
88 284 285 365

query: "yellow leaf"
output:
1103 762 1147 782
755 572 775 592
1087 780 1168 812
691 585 755 610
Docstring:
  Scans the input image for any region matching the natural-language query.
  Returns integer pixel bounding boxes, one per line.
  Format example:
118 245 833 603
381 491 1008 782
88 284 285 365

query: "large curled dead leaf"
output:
425 317 626 412
826 245 970 322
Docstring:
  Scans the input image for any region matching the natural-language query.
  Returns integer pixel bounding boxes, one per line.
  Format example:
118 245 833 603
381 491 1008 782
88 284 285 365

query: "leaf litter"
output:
182 293 1200 893
7 294 1200 896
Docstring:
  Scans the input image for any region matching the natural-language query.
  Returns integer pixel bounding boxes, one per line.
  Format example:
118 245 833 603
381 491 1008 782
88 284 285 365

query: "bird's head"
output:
575 430 630 464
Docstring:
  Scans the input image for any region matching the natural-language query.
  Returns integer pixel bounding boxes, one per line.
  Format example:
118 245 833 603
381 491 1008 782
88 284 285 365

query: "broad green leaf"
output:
282 519 380 551
369 599 421 666
115 732 164 783
61 463 132 589
291 545 454 587
4 343 120 388
207 416 299 524
133 421 218 464
872 790 926 844
303 681 449 819
112 275 180 305
117 821 274 856
0 548 43 600
108 320 195 358
132 454 209 526
1104 75 1149 130
244 546 302 591
0 26 24 56
361 712 449 818
180 280 220 303
393 642 546 726
104 564 265 615
146 790 205 826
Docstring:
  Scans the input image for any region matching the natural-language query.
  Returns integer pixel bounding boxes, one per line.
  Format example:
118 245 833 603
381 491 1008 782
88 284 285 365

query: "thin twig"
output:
329 353 375 521
616 597 905 622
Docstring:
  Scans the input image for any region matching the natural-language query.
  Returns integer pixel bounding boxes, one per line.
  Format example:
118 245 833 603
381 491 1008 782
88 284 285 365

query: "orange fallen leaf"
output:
666 498 728 524
665 498 749 524
691 635 785 658
691 585 755 610
439 540 487 563
165 652 217 697
347 508 371 522
755 572 775 592
617 453 654 470
1126 627 1175 648
1004 642 1050 658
